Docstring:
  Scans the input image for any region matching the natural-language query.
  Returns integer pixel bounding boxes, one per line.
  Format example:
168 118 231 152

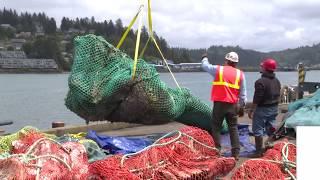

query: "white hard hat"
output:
225 52 239 62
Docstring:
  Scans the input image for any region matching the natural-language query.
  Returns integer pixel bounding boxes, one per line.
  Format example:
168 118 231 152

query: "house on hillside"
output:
67 28 85 34
10 39 26 50
0 51 59 72
158 59 174 65
0 58 58 69
15 32 32 39
35 23 45 36
0 24 16 31
0 50 27 59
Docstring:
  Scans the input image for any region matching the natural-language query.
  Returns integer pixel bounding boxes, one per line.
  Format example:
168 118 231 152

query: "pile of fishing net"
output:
0 130 89 179
231 139 296 180
89 126 236 179
285 89 320 128
65 34 213 132
0 126 55 153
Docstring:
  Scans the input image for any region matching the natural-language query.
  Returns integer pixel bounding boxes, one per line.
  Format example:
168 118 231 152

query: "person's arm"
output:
253 81 265 105
248 80 265 119
201 57 217 77
239 73 247 107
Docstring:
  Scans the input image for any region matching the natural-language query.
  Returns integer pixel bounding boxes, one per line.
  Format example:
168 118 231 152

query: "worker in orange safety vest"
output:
201 51 247 160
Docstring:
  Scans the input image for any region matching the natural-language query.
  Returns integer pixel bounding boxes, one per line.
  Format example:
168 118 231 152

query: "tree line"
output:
1 8 320 71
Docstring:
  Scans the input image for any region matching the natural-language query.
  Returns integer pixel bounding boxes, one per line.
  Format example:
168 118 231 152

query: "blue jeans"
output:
252 105 278 137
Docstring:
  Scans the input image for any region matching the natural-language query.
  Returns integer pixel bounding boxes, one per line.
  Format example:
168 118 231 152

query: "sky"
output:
2 0 320 52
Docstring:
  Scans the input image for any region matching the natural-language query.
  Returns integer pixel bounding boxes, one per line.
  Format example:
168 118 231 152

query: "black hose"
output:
0 120 13 126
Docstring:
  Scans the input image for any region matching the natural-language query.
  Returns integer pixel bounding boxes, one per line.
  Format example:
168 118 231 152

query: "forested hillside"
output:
1 8 320 70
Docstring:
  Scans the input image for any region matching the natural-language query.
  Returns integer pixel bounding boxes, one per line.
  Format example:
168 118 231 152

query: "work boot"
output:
232 149 240 161
232 153 239 161
248 136 263 158
264 136 274 149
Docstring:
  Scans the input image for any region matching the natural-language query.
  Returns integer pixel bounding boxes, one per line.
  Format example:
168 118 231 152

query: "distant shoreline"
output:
0 68 61 73
1 68 319 74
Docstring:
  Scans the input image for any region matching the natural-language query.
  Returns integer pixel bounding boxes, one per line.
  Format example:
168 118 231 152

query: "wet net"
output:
89 126 236 179
65 34 214 131
231 139 296 180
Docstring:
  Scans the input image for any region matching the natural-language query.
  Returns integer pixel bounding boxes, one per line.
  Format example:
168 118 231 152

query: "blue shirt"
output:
201 57 247 106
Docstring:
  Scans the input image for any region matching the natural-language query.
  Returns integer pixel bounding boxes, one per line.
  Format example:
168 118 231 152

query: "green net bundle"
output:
65 34 213 131
285 89 320 128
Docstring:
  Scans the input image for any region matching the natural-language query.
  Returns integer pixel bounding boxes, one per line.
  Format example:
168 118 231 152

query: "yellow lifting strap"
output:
146 0 181 89
116 5 143 49
212 66 241 89
139 36 150 59
147 0 153 35
131 3 144 80
117 0 181 89
152 36 181 89
138 0 152 59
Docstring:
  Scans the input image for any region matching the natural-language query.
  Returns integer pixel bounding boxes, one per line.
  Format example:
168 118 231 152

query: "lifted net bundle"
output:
65 34 212 131
231 139 296 180
89 126 236 179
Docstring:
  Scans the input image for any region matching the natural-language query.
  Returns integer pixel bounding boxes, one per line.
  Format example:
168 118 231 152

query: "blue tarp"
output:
221 124 256 157
87 124 255 158
86 130 153 154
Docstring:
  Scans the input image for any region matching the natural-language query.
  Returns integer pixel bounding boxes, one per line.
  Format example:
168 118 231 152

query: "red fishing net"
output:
11 130 46 154
0 131 89 179
232 139 296 180
89 155 141 180
89 126 236 179
0 158 30 179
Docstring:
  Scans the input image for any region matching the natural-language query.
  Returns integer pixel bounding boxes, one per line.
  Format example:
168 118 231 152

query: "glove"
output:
236 104 244 117
248 109 254 119
201 53 208 59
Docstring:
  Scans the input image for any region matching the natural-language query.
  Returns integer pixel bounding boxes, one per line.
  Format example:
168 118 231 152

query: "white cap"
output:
225 52 239 62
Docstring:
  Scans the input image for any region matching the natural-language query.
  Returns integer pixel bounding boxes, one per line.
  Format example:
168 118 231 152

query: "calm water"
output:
1 71 319 133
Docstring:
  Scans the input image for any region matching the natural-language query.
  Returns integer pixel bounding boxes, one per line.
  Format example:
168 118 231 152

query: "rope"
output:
120 130 219 167
68 132 87 139
243 142 296 180
120 131 182 166
25 137 70 155
10 153 72 171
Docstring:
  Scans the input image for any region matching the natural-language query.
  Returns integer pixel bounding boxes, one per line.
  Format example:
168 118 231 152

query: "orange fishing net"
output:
89 126 236 179
232 139 296 180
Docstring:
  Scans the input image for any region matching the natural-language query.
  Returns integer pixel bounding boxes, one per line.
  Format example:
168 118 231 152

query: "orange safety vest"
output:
211 65 243 104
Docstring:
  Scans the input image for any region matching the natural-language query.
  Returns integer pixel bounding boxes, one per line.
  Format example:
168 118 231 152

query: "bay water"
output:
1 71 319 133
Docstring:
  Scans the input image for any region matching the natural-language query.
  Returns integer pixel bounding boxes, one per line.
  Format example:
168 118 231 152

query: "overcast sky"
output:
2 0 320 52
